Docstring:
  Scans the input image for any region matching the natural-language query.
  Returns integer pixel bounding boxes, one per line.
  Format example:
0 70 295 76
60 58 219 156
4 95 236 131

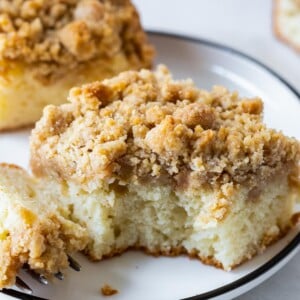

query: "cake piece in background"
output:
274 0 300 52
0 0 154 130
0 163 88 289
30 65 300 271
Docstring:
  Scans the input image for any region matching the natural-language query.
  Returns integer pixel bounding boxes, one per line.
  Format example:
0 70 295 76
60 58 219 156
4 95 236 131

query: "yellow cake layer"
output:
51 173 296 270
0 54 140 130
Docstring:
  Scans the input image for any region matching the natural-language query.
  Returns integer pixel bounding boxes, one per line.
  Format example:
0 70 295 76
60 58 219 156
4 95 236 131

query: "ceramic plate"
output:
1 32 300 300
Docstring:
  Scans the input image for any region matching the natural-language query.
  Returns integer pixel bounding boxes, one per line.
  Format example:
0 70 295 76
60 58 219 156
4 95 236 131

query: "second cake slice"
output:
0 0 154 130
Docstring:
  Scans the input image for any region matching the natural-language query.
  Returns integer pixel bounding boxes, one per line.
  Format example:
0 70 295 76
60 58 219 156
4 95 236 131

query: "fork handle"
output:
1 289 49 300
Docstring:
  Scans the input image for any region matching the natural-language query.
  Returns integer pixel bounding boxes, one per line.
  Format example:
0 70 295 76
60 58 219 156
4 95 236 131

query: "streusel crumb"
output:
101 284 118 296
31 65 300 191
0 0 154 80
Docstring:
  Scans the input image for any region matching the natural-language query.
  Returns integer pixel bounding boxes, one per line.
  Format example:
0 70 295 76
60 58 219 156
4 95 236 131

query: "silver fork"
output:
1 255 81 300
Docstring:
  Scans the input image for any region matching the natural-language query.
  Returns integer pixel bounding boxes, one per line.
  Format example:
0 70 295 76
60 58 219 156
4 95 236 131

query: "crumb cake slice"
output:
0 0 154 130
0 163 88 289
274 0 300 52
30 66 300 271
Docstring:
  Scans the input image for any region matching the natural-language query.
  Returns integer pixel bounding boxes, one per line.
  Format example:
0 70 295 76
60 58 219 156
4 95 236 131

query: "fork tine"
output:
23 266 48 285
68 255 81 272
3 256 83 300
21 255 79 286
15 277 33 294
54 272 64 281
1 289 49 300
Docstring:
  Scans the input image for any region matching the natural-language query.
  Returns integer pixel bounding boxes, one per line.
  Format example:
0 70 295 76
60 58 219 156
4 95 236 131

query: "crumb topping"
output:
30 65 300 191
0 0 154 80
101 284 118 296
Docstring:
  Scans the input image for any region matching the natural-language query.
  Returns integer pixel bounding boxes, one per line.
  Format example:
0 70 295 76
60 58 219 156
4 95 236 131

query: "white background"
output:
133 0 300 299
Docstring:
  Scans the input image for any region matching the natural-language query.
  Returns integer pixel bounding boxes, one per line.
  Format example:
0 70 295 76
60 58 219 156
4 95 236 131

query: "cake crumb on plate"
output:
101 284 119 296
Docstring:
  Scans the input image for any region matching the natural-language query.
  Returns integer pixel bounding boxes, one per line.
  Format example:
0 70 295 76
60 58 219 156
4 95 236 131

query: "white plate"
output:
0 32 300 300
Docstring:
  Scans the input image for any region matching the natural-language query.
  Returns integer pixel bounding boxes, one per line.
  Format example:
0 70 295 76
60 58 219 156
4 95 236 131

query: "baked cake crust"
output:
0 0 154 81
31 65 300 192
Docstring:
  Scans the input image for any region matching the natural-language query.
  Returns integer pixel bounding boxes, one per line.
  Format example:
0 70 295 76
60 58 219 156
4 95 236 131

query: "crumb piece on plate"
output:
101 284 119 296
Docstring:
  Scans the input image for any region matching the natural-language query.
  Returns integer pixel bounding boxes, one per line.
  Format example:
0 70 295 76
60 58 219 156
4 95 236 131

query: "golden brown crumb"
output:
101 284 118 296
0 0 154 81
30 65 300 192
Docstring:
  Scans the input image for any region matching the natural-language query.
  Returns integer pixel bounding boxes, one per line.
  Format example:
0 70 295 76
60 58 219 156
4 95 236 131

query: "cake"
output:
29 66 300 271
274 0 300 52
0 163 88 289
0 0 154 130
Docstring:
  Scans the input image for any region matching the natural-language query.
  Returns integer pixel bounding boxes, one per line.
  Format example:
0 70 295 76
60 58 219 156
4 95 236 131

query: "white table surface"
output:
133 0 300 299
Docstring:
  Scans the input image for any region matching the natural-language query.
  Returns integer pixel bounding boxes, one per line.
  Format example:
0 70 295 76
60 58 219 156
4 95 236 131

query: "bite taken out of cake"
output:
0 163 88 289
30 65 300 272
0 0 154 130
